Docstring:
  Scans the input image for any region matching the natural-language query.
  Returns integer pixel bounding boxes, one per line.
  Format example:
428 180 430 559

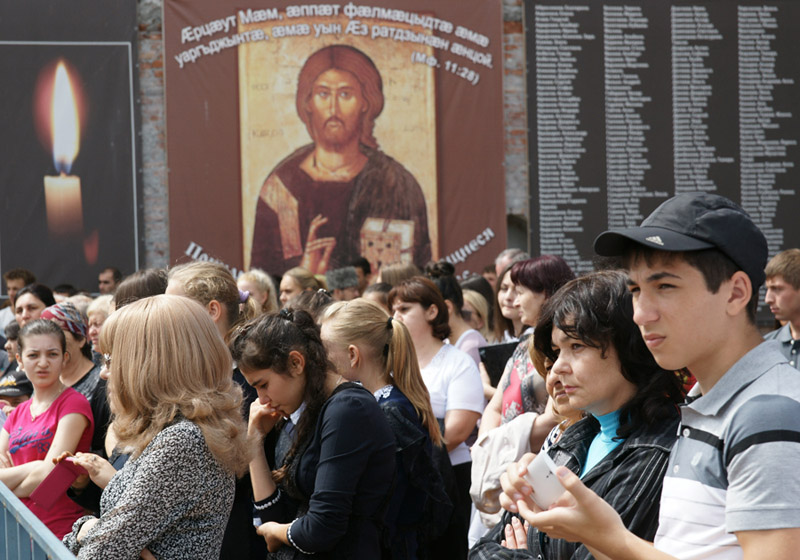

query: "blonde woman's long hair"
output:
321 299 443 447
168 261 259 339
100 295 251 475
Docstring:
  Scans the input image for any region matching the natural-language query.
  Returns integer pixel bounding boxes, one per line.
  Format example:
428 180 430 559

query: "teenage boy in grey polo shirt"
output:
500 193 800 559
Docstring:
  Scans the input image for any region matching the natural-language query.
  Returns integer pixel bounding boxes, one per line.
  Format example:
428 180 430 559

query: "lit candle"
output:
44 61 83 236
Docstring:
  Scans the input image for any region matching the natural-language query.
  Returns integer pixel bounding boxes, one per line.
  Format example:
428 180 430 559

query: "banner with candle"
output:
163 0 506 280
0 0 142 293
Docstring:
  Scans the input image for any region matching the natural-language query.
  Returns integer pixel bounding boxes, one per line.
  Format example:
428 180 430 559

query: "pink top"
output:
4 387 93 538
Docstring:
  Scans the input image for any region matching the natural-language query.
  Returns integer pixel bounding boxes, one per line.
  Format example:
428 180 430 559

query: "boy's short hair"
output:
3 268 36 285
765 249 800 290
594 193 768 324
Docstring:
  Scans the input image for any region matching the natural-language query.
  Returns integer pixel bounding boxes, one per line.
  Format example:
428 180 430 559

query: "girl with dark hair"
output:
427 260 488 367
471 271 682 560
40 303 110 457
14 283 56 328
479 256 575 438
320 299 451 559
1 319 93 538
389 276 485 557
230 309 395 558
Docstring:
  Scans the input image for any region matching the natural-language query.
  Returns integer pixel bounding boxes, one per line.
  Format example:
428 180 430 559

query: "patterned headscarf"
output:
40 302 88 339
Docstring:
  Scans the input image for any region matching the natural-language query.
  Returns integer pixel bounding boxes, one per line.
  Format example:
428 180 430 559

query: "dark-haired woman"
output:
41 303 110 456
14 283 56 328
427 261 488 367
471 271 683 560
389 277 485 556
479 256 575 438
230 309 395 558
1 319 93 538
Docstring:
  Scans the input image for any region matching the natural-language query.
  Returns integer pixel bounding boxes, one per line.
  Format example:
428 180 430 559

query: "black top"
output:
377 385 453 560
254 382 395 558
70 364 111 456
469 410 680 560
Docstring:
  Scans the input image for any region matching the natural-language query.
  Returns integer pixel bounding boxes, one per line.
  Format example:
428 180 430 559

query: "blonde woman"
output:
238 268 279 315
320 299 451 559
166 260 267 558
462 289 495 344
167 262 260 342
85 295 113 357
63 295 250 558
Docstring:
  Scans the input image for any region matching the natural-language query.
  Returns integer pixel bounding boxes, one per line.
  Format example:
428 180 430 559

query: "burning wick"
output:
43 61 83 236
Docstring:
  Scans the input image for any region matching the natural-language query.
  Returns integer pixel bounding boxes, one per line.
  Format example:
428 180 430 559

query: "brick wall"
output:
136 0 529 268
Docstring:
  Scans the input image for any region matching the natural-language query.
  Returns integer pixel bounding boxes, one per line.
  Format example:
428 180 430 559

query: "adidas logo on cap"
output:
645 236 664 246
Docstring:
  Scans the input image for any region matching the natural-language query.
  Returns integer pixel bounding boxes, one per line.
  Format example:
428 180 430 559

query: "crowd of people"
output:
1 192 800 559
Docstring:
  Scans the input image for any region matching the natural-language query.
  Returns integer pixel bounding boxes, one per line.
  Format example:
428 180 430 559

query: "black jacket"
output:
469 410 679 560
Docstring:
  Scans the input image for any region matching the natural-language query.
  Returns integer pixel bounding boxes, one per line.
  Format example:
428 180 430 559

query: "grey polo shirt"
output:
764 323 800 370
654 341 800 559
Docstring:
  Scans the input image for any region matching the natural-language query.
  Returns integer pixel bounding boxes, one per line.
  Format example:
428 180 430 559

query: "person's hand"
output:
256 521 288 552
68 453 117 489
516 466 627 553
300 215 336 274
0 448 13 468
77 517 99 543
501 516 531 550
498 453 540 514
1 399 15 417
139 549 156 560
248 400 283 437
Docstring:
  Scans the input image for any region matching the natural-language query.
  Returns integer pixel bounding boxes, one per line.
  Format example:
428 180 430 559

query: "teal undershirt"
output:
580 409 623 478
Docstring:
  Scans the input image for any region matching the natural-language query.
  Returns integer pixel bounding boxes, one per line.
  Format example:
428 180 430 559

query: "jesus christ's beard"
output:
313 117 362 151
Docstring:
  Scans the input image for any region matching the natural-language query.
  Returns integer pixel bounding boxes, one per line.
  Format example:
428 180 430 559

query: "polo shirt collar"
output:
687 340 787 415
776 323 794 343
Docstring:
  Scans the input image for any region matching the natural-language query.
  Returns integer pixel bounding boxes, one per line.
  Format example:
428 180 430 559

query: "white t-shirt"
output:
421 344 485 465
454 329 488 367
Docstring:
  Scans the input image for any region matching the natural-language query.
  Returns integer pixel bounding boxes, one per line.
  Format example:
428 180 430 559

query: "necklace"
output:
30 384 66 420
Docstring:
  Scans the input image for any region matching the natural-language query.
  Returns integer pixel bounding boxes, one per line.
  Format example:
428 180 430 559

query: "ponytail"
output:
322 299 443 446
386 317 443 446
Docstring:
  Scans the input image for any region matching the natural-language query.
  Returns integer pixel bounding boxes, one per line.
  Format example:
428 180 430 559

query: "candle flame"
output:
52 62 80 174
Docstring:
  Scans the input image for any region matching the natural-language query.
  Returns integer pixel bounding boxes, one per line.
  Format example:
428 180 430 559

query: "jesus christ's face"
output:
307 68 365 149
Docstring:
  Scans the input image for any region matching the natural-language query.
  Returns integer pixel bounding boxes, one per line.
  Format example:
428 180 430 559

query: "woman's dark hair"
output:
114 268 168 309
510 255 575 297
229 308 332 497
425 260 464 316
4 320 19 341
19 319 66 354
533 270 682 439
493 265 516 341
460 274 495 332
362 282 392 311
388 276 450 340
16 284 56 309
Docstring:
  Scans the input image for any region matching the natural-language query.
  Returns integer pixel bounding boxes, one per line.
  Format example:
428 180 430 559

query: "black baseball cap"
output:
594 192 768 287
0 368 33 398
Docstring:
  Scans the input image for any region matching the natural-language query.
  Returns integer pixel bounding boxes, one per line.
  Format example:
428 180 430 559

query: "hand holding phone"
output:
524 452 566 509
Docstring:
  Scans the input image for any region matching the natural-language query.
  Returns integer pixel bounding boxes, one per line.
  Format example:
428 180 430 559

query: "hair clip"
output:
317 288 331 297
239 289 250 303
279 308 294 321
